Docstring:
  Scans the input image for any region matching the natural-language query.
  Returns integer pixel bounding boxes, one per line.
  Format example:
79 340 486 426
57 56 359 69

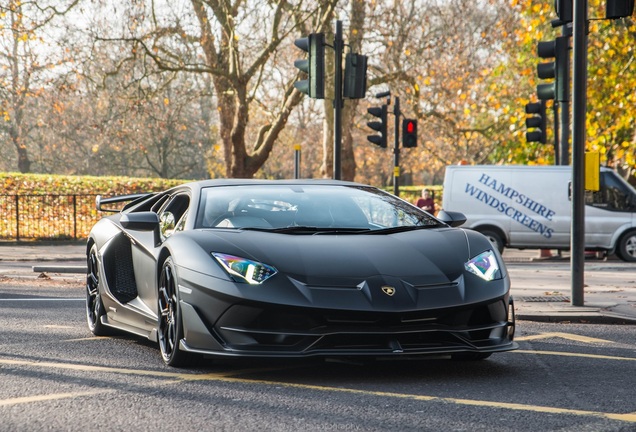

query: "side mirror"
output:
121 212 161 246
120 211 160 231
436 210 467 227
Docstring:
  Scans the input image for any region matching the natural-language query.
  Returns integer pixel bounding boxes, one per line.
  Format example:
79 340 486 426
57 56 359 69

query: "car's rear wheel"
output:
86 244 111 336
158 257 193 367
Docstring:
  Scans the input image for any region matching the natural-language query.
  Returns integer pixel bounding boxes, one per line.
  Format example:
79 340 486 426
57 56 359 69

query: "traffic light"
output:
367 105 388 148
343 53 368 99
402 119 418 148
293 33 325 99
606 0 635 19
525 101 547 144
536 36 569 102
554 0 572 22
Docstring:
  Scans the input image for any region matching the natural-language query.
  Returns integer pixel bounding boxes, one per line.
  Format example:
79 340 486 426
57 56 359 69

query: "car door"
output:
129 191 191 316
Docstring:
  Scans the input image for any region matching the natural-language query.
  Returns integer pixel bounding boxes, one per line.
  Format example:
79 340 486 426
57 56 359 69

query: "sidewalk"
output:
1 243 635 324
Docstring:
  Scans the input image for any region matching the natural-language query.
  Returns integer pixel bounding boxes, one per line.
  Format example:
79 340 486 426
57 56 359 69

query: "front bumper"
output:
179 289 517 358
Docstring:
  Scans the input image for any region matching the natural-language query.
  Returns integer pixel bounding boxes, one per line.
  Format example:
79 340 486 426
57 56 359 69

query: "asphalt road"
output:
1 276 635 432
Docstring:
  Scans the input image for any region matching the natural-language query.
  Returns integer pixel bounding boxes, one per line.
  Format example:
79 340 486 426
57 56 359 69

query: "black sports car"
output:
86 179 517 366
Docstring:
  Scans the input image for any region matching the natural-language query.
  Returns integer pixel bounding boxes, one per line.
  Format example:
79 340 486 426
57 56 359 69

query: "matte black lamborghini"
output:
86 179 517 367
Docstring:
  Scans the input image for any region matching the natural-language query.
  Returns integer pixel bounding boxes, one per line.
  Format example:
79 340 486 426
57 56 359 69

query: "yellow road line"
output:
514 349 636 361
0 356 635 423
0 390 107 407
515 332 612 344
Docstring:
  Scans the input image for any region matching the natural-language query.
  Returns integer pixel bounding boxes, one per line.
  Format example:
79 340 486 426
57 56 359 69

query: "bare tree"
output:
0 0 80 173
95 0 339 178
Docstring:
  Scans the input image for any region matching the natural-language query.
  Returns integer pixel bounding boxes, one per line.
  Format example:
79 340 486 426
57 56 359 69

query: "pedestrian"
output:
416 188 435 213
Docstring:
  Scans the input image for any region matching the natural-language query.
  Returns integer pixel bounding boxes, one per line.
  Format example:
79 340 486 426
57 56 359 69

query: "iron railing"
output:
0 194 101 241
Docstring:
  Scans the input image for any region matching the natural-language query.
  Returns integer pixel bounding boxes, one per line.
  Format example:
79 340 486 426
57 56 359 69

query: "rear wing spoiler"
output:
96 193 152 213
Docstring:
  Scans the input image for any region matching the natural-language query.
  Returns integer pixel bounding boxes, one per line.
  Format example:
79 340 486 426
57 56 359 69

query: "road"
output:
0 274 635 431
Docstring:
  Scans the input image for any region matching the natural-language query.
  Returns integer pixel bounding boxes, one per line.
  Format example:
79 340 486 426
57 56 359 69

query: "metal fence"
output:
0 194 100 241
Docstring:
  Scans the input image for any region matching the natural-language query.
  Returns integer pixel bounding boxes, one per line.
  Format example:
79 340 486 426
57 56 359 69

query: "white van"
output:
442 165 636 262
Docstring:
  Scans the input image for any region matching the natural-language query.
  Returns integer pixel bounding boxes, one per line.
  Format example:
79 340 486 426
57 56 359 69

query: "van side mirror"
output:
437 210 467 227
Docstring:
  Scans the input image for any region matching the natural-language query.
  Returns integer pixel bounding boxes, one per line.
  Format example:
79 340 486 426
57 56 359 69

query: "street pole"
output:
294 144 301 179
333 20 343 180
560 24 572 166
571 0 587 306
393 97 401 196
553 102 560 164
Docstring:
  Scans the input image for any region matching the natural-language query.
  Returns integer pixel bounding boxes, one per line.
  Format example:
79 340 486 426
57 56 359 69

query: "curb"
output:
516 311 636 325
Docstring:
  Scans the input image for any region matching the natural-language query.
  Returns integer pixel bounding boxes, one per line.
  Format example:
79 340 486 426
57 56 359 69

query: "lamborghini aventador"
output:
85 179 516 367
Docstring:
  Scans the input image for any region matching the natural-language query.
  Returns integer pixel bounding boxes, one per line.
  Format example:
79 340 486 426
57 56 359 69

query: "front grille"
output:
214 299 511 354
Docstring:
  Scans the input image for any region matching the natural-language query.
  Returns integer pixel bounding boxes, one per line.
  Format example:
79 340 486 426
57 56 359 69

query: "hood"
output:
190 227 471 287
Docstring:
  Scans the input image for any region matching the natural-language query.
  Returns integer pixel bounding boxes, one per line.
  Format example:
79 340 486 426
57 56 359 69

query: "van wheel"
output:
617 231 636 262
479 229 504 254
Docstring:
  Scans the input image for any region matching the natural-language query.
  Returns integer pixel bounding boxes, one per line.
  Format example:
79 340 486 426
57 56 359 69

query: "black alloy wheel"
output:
86 244 111 336
158 257 193 367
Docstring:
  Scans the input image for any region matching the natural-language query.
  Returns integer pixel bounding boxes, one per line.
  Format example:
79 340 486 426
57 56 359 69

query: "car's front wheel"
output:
158 257 193 367
617 231 636 262
86 244 111 336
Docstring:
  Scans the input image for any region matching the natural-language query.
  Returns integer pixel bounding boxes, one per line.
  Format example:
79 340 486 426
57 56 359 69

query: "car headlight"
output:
464 250 501 281
212 253 277 285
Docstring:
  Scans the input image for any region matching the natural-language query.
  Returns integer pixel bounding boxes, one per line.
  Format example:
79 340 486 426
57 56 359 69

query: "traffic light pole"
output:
559 24 572 166
393 97 401 196
553 102 560 164
571 0 587 306
333 20 343 180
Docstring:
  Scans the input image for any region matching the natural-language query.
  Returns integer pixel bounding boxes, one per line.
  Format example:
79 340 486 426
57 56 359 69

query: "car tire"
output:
158 257 194 367
478 229 505 254
86 244 112 336
617 231 636 262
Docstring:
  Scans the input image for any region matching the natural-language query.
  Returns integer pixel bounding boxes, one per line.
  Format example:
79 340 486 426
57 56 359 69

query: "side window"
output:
587 172 636 212
159 194 190 239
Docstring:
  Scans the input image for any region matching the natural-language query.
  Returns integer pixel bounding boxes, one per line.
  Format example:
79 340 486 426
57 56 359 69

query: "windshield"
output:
195 184 440 231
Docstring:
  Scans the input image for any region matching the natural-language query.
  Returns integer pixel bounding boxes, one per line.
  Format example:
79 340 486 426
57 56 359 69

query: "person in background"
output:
416 188 435 213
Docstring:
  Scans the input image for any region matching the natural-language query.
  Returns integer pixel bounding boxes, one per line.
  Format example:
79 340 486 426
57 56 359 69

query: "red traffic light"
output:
402 118 418 148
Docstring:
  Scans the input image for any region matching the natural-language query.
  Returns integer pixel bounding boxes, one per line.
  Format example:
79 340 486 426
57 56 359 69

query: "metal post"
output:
333 20 343 180
294 144 301 179
553 102 560 164
571 0 587 306
73 195 77 239
15 195 19 242
393 97 400 196
560 25 572 166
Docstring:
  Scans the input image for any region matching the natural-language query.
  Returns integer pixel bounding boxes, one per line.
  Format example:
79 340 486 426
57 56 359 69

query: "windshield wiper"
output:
242 226 371 234
365 225 439 235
